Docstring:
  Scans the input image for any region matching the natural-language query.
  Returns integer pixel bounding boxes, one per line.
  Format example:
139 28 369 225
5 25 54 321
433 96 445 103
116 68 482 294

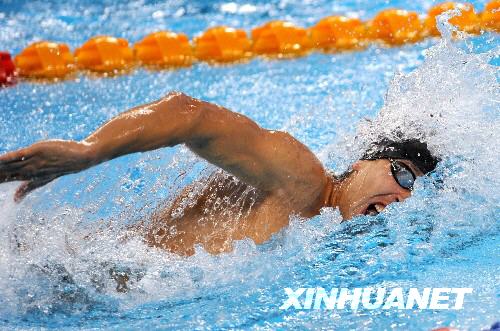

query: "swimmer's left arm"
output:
0 91 326 207
0 92 198 200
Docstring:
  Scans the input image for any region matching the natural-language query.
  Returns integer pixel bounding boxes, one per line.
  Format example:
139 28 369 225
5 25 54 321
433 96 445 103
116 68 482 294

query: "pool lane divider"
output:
2 0 499 86
0 52 16 86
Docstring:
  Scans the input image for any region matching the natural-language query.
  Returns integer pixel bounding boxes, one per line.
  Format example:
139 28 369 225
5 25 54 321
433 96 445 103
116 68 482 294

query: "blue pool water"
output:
0 0 499 330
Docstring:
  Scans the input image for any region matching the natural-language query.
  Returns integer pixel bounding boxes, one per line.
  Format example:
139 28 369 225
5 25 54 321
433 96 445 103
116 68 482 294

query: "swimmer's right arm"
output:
0 91 326 207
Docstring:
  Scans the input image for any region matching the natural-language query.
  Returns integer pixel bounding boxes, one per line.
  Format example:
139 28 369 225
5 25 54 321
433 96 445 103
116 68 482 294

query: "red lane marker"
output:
0 51 17 87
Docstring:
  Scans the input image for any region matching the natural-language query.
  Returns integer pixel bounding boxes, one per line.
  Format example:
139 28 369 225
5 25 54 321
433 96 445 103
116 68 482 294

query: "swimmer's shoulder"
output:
260 130 328 212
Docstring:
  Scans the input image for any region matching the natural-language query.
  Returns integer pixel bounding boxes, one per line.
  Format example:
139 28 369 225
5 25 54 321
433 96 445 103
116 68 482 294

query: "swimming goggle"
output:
390 159 416 190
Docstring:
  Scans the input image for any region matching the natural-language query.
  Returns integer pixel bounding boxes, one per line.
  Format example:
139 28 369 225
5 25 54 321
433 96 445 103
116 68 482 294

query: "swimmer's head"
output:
335 138 440 219
360 138 439 175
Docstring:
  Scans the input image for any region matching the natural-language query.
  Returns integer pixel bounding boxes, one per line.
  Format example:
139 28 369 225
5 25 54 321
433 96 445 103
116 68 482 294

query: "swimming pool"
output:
0 0 498 330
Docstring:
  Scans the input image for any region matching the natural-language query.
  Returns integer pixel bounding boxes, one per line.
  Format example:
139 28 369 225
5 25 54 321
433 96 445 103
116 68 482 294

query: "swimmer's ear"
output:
14 176 56 202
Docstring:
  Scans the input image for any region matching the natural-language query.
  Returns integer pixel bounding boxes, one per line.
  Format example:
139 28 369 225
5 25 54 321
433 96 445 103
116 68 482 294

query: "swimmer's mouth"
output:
364 203 385 216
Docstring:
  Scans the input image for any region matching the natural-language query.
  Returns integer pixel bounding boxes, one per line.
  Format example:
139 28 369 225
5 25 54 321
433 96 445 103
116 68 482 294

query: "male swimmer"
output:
0 92 439 255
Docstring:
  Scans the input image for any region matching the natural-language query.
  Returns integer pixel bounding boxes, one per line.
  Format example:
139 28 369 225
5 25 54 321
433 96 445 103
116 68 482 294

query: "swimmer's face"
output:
337 159 423 219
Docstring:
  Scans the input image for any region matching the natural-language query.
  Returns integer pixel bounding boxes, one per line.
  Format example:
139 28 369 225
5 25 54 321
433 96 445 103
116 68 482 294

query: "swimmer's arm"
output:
86 92 326 202
0 92 326 207
0 92 197 200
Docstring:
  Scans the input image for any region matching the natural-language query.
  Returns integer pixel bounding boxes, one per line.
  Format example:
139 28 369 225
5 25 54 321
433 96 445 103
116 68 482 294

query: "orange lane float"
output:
14 41 74 79
368 9 423 45
251 21 312 56
0 52 16 86
4 1 499 87
134 31 193 66
75 36 134 72
193 26 252 62
481 0 500 31
425 2 480 35
309 16 366 50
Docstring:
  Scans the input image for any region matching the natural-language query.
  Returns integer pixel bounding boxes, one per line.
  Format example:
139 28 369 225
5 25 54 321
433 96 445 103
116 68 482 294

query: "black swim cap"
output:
361 138 440 174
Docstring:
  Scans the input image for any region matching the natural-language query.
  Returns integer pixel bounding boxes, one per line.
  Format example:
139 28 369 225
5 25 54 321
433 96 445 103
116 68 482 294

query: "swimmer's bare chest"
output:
145 173 308 255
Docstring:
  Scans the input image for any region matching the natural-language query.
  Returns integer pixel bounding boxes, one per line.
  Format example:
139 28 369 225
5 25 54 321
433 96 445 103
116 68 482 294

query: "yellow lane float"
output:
194 26 252 63
368 9 423 44
134 31 193 66
14 41 74 78
251 21 311 56
425 2 480 35
309 16 366 50
75 36 134 72
481 0 500 31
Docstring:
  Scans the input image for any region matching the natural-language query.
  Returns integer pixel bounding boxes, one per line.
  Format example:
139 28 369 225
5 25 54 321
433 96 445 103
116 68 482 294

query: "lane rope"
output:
1 1 498 85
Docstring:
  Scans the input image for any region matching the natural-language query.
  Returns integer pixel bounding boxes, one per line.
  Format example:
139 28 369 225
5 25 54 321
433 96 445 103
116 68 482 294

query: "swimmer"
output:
0 92 439 255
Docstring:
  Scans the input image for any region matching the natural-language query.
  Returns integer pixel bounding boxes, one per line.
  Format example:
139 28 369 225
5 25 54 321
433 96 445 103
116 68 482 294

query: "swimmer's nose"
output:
396 189 411 203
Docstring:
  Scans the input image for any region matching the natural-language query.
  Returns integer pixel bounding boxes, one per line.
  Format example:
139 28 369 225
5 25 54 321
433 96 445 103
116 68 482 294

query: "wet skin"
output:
0 92 422 255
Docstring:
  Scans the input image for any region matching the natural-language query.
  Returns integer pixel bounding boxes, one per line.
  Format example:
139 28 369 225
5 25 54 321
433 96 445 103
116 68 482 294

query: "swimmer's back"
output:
145 171 304 255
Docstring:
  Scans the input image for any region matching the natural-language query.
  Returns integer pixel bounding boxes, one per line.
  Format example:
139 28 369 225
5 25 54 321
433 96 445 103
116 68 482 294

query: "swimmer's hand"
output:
0 140 93 202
